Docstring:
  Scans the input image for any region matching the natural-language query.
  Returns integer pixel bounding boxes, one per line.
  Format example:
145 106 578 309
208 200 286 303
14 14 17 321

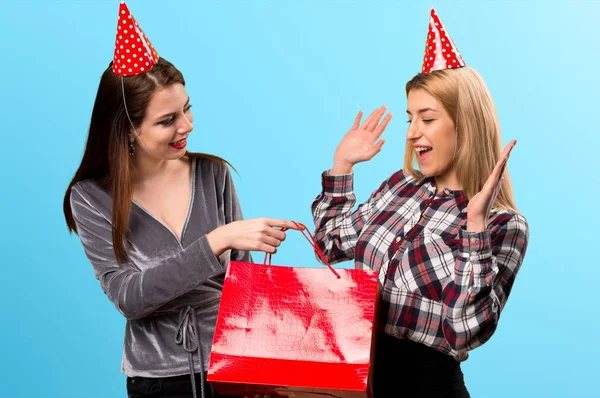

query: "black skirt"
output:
373 333 471 398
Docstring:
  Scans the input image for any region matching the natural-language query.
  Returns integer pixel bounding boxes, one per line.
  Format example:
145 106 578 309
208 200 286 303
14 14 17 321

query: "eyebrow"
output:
155 97 190 121
406 107 437 115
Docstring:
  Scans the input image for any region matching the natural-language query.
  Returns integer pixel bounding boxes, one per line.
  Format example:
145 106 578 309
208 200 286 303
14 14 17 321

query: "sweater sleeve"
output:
70 184 226 320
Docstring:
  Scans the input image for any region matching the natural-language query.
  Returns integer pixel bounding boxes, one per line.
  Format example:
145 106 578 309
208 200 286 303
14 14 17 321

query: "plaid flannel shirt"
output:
311 169 529 361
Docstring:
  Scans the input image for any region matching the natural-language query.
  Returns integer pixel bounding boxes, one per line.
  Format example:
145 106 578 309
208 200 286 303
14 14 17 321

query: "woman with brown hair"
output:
64 3 294 398
311 9 529 397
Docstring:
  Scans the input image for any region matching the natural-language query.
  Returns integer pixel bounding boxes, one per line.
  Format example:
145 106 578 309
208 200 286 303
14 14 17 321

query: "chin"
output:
417 167 440 179
418 166 433 177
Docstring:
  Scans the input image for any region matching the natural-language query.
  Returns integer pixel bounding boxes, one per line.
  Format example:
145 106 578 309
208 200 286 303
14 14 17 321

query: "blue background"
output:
1 1 598 397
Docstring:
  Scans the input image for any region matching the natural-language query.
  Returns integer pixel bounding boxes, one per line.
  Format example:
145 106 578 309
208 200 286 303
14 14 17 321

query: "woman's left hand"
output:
466 139 516 232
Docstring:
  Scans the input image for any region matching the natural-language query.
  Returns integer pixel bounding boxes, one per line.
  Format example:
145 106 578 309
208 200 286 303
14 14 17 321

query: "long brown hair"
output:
63 58 230 264
404 67 517 211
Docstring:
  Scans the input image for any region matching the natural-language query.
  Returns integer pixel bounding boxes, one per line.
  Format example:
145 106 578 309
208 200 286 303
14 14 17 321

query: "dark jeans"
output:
127 373 238 398
373 333 471 398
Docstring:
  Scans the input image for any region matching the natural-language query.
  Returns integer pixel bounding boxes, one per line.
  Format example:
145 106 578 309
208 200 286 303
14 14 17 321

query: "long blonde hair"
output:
403 66 517 211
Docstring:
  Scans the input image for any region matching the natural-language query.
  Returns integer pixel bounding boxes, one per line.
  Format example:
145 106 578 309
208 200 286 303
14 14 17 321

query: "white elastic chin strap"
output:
121 76 144 148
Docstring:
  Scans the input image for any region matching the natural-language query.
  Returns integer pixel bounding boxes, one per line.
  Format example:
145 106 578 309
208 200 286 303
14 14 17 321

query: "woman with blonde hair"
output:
311 9 529 397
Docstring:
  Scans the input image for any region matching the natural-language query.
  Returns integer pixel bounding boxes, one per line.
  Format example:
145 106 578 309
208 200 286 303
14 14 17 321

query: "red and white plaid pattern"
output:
311 170 529 361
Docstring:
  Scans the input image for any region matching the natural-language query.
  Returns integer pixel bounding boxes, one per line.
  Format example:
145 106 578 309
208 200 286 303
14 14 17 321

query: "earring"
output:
129 136 135 157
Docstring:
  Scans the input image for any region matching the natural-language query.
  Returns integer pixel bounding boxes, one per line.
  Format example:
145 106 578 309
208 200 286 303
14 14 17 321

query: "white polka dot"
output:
125 39 129 43
129 25 133 28
121 10 125 14
128 15 132 19
146 62 149 66
130 34 134 38
442 49 446 52
435 23 438 26
120 45 123 49
453 59 457 63
138 48 142 52
117 59 121 64
134 63 138 67
139 57 143 61
124 29 128 34
442 38 445 42
118 26 121 30
119 35 122 39
129 68 132 72
429 57 433 60
126 49 130 53
132 44 136 48
446 43 449 47
429 35 432 39
137 38 140 42
141 67 145 71
429 46 432 49
121 55 125 59
127 59 131 63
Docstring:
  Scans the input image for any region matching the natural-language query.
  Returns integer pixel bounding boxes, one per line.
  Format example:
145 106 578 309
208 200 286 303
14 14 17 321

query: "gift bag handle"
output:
263 221 341 279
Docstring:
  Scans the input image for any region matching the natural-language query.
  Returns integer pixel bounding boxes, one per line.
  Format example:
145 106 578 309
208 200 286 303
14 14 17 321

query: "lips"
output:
169 138 187 150
414 146 433 162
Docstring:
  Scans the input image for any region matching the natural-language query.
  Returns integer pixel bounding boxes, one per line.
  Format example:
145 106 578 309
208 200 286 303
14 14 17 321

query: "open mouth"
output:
415 146 432 157
169 138 187 149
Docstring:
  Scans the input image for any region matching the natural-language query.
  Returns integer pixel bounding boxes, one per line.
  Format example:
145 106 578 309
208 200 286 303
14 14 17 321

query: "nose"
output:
406 120 421 141
178 110 194 134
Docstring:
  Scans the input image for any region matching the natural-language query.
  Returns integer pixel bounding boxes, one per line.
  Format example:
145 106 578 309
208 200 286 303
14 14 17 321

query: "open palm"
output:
466 140 516 231
333 106 393 169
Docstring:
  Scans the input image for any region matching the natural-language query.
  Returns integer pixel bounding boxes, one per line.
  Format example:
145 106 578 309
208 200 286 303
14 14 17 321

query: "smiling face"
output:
406 88 460 190
131 83 193 161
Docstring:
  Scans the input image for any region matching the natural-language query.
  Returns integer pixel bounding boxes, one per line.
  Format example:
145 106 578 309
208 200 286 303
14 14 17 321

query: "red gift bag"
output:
207 223 379 398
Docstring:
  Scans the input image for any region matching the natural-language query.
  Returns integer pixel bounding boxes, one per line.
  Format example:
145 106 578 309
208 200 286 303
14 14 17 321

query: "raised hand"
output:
331 105 393 175
207 218 301 256
466 140 517 232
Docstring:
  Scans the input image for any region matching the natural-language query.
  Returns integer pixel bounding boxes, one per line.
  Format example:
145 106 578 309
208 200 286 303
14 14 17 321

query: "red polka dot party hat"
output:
112 2 159 76
421 8 465 74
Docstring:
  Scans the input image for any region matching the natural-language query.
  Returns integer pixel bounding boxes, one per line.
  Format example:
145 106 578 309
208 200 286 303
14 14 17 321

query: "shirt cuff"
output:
458 228 492 261
322 170 354 197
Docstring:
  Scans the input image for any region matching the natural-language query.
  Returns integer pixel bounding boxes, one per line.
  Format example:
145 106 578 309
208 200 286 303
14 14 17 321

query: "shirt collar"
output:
420 176 469 213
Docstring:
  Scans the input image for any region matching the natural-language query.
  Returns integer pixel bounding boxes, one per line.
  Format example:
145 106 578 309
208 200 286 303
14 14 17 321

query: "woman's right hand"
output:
207 218 300 256
331 105 392 175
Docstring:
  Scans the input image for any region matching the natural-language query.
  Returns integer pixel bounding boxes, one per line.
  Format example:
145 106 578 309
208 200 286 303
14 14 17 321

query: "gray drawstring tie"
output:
175 306 205 398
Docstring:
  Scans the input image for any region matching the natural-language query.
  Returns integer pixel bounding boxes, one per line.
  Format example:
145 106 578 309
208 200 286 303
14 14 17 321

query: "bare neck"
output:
433 170 462 193
132 153 190 185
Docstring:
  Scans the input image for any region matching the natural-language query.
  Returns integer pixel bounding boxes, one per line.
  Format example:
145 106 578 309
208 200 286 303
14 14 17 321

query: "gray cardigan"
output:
70 157 251 378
